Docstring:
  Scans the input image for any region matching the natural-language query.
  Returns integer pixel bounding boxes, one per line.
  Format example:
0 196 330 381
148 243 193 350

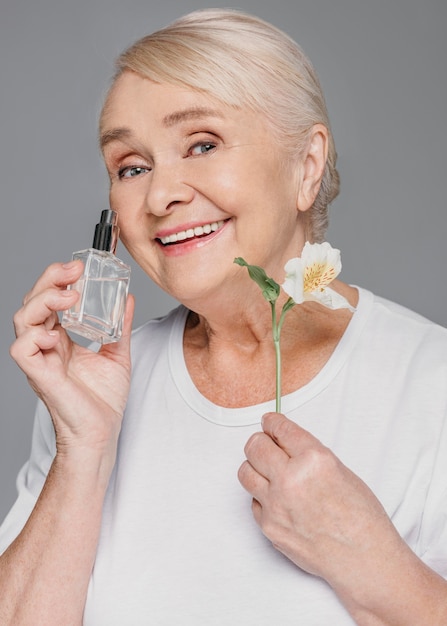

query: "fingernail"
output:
62 260 78 269
261 412 275 426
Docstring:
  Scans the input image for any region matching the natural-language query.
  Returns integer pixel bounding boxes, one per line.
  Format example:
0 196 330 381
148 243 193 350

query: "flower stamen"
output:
303 263 336 293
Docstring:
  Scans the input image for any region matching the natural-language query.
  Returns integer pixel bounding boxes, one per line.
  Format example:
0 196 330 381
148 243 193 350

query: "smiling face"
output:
100 71 310 308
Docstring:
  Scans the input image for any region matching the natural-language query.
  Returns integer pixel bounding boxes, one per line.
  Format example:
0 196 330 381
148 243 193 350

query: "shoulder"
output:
131 304 187 339
129 304 188 362
373 292 445 327
360 288 447 344
356 288 447 386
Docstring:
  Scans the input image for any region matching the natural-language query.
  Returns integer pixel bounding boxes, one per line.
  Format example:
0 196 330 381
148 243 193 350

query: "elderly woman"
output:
1 9 447 625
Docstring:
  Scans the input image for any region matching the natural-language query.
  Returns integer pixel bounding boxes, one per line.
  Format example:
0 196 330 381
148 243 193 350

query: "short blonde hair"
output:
108 8 339 242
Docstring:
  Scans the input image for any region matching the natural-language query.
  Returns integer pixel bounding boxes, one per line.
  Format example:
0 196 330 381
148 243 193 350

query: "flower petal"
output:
305 286 355 311
282 257 305 303
301 241 340 269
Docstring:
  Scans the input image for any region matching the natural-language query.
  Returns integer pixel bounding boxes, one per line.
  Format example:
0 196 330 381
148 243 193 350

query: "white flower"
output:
282 242 355 311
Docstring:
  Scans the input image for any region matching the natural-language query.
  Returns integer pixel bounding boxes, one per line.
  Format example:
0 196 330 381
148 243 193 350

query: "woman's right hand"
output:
10 260 135 463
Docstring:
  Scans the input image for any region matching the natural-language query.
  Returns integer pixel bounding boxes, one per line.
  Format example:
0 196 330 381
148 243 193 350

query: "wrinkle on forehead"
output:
162 107 225 127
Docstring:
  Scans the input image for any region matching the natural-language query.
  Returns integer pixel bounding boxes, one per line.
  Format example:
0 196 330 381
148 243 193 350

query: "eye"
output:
189 142 216 156
118 165 151 179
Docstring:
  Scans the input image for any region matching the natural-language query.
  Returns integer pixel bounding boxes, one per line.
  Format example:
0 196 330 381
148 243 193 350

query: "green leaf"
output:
234 257 280 303
281 297 296 315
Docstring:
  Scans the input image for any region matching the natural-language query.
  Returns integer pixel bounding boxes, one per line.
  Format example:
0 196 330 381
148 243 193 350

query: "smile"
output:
158 220 227 245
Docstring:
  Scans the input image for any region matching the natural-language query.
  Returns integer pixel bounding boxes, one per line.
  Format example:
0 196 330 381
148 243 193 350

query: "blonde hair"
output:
107 8 339 242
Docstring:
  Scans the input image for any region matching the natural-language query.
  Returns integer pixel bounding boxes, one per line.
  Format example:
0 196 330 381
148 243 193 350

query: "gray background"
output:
0 0 445 523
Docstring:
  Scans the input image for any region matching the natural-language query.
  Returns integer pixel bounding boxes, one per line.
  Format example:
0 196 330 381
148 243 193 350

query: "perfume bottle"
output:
62 209 131 344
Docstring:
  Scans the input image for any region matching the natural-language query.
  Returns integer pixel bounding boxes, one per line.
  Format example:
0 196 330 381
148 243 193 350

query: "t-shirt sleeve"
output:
418 404 447 578
0 400 56 555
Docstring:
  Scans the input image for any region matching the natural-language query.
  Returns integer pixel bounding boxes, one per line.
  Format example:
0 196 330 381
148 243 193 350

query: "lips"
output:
157 220 227 245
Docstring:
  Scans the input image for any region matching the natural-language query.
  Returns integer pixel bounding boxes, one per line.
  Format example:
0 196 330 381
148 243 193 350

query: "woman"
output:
1 9 447 625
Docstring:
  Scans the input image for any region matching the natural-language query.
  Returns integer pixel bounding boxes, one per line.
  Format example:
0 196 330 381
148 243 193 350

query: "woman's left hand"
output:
238 412 447 624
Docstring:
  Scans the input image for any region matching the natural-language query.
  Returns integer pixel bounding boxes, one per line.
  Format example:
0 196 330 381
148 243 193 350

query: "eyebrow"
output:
100 107 224 150
100 127 132 150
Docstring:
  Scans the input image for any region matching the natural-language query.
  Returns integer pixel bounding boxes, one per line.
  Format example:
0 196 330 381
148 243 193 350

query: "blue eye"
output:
118 166 150 179
190 142 216 156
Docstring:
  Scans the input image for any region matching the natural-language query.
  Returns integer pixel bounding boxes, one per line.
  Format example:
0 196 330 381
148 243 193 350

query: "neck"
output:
181 280 358 408
185 278 357 347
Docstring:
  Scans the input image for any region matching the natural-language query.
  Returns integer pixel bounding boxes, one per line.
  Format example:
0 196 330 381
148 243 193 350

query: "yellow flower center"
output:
303 262 336 293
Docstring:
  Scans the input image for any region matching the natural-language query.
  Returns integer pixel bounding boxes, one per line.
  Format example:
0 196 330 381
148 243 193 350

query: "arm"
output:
238 412 447 625
1 450 111 625
0 261 135 625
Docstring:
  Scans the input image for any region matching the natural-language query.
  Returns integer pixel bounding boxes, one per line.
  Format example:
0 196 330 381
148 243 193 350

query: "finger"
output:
244 430 289 480
262 412 321 457
10 326 61 374
251 498 263 526
22 261 84 306
14 288 79 336
238 459 269 502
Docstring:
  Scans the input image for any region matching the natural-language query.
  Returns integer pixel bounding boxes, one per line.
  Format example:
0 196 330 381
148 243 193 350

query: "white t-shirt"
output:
1 287 447 625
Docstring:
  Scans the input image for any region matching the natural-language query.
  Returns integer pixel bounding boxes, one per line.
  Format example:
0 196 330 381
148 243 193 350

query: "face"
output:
100 72 306 307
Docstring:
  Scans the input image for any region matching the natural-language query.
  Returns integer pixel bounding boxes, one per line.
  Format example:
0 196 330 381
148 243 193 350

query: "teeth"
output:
159 220 225 245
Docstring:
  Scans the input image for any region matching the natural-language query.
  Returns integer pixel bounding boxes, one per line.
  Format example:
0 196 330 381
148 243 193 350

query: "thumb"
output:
262 412 319 457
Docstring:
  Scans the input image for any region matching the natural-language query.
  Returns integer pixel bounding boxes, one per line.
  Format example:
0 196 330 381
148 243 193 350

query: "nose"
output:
145 161 195 216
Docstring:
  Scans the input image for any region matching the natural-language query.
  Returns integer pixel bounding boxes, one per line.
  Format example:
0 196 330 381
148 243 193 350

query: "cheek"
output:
109 186 127 223
110 187 148 241
187 159 241 202
109 195 147 250
117 220 147 255
190 149 271 201
109 177 147 213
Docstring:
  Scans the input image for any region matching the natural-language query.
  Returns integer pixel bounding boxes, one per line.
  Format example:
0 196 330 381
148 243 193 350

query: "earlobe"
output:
296 124 329 213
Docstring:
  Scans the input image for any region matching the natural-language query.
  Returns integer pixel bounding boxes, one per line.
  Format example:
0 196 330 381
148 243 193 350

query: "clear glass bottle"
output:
62 209 131 344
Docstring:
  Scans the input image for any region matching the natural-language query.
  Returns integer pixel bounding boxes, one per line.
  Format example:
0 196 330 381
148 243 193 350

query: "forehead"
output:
102 72 228 128
100 71 272 144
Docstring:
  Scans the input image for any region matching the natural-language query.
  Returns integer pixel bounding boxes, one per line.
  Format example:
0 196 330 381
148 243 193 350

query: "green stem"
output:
274 336 282 413
271 298 295 414
271 302 282 413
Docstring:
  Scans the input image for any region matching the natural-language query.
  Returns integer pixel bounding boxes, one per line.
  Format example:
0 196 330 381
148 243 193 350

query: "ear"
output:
296 124 329 213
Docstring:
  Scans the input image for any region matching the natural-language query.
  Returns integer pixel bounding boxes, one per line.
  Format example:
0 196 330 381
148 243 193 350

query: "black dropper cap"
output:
92 209 119 253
